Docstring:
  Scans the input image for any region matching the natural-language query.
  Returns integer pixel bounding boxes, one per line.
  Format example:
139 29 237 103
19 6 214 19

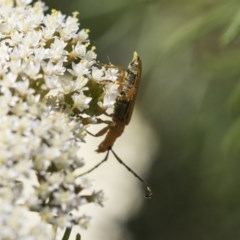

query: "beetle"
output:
79 52 152 198
96 51 141 152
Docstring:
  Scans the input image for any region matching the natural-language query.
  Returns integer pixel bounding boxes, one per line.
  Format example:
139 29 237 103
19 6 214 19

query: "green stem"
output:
61 227 72 240
75 233 81 240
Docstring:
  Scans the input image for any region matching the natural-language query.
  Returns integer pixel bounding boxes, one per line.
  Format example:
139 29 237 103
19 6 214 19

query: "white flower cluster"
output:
0 0 120 239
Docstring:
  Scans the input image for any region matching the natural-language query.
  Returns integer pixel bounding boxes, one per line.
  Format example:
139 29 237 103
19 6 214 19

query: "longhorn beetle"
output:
79 52 152 198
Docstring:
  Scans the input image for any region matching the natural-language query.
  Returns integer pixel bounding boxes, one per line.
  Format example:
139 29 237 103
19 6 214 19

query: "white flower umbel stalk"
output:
0 1 120 239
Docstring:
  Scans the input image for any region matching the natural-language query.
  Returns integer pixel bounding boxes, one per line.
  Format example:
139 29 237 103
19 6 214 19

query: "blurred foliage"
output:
41 0 240 239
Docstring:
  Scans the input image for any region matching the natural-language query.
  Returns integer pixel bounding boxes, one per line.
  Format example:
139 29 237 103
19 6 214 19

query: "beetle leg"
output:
81 116 111 125
78 117 100 125
103 112 113 117
77 150 110 177
93 118 111 125
87 125 109 137
111 149 152 199
95 125 110 136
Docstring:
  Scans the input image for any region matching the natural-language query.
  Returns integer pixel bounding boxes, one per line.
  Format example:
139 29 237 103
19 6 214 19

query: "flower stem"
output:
61 227 72 240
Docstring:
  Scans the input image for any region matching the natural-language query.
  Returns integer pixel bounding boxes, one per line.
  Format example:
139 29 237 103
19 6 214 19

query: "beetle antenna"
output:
78 151 110 177
110 149 152 199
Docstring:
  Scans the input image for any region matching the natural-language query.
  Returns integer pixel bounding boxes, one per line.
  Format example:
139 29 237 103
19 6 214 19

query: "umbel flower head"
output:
0 0 120 239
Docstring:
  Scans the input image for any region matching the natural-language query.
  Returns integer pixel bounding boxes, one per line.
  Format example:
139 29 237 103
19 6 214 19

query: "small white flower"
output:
50 38 68 62
92 66 104 81
0 0 123 238
73 42 87 57
60 76 88 94
98 82 120 109
72 92 92 111
1 72 18 88
69 61 91 77
92 190 105 206
23 60 42 79
77 29 90 43
104 66 119 81
85 49 97 61
59 14 79 40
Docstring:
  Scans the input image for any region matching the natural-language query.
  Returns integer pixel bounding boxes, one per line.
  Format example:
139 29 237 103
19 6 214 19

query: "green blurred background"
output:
43 0 240 239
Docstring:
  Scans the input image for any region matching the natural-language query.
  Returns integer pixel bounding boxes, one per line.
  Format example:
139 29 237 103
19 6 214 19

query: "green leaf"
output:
223 118 240 158
221 8 240 45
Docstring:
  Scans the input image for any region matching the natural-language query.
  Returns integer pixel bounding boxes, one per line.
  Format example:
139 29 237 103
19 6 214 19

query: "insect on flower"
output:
79 52 152 199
